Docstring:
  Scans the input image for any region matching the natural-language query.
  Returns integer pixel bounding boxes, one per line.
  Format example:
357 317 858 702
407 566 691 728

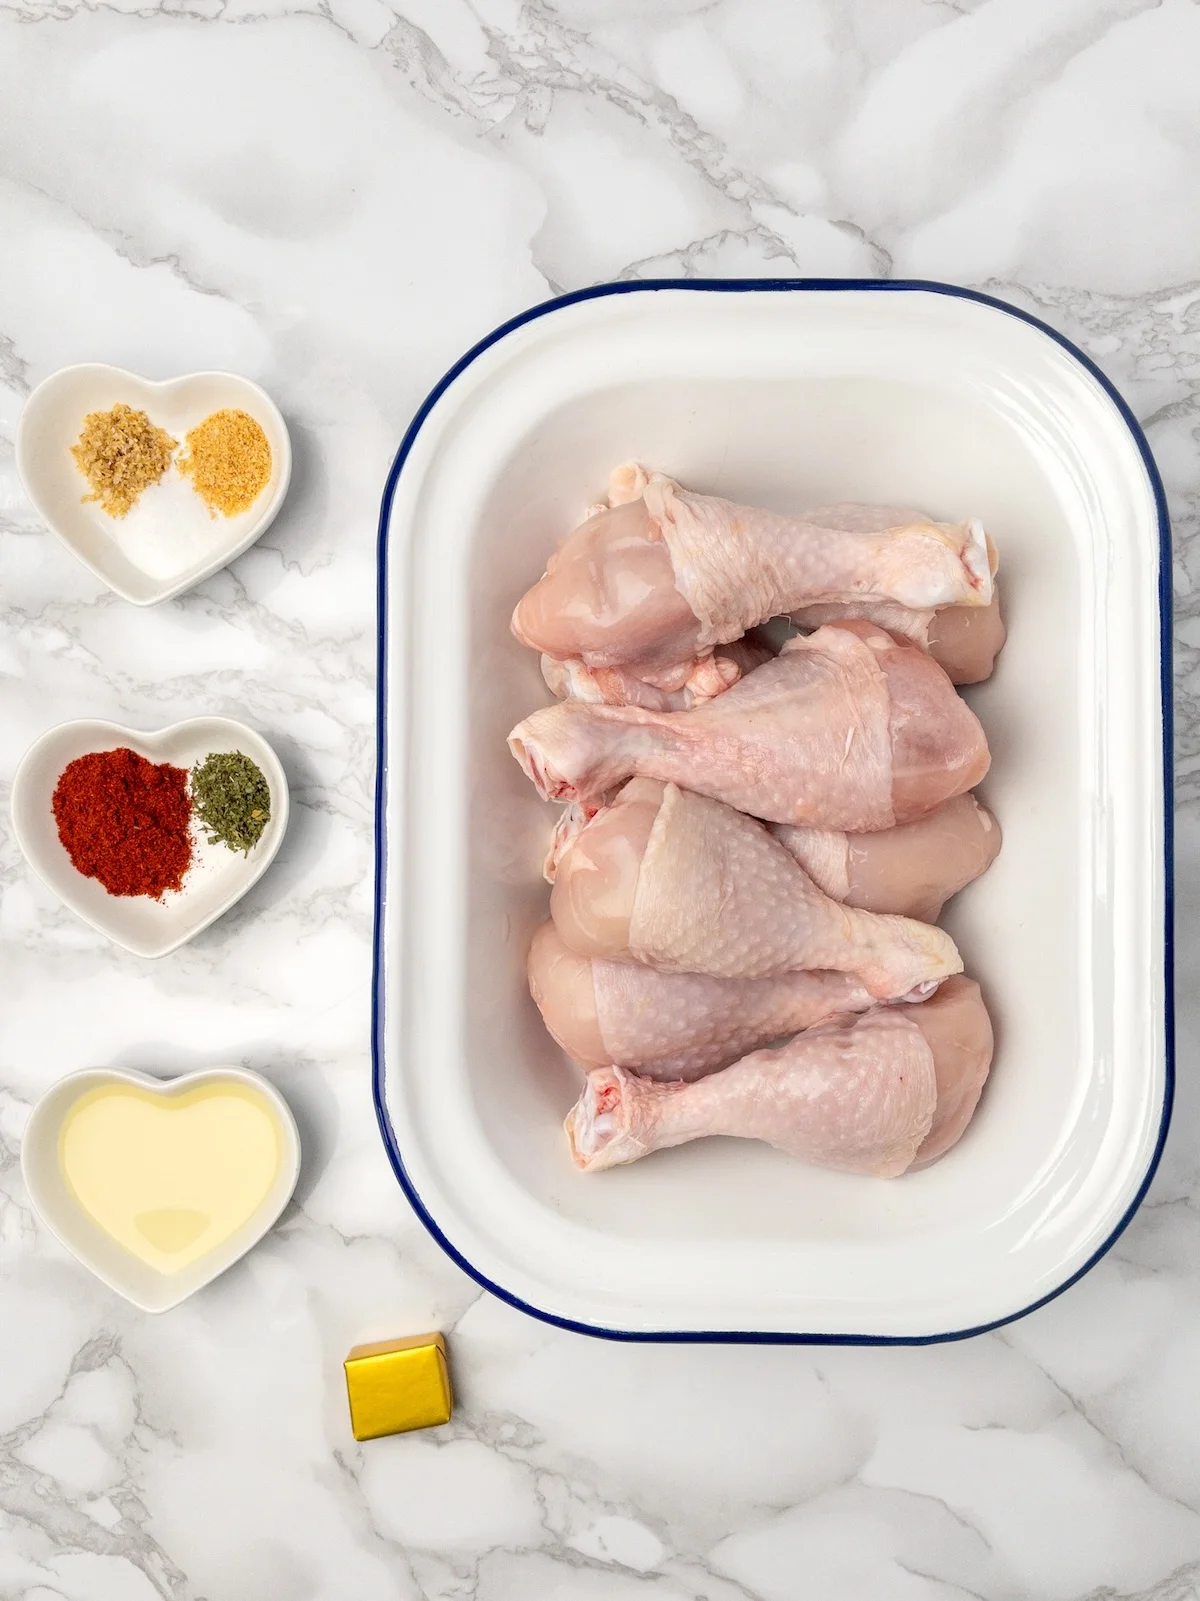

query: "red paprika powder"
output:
52 747 193 898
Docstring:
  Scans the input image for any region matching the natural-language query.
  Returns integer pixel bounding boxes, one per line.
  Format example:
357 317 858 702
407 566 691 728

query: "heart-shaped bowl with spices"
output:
16 364 291 604
11 716 289 957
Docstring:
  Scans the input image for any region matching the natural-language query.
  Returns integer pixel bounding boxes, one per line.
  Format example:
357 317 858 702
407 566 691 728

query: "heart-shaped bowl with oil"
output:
22 1066 301 1312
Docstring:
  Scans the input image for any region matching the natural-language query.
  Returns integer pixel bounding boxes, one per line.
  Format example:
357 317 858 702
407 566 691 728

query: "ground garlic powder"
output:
70 403 177 517
178 408 272 517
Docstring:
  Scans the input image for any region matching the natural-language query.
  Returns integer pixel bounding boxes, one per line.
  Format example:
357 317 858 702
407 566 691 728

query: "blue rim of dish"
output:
372 277 1174 1346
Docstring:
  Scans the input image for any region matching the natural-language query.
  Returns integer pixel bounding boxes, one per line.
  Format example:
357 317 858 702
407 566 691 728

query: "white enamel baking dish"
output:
374 281 1172 1343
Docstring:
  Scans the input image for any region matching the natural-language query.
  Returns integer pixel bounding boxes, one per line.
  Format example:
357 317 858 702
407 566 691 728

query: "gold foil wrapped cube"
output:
344 1332 453 1440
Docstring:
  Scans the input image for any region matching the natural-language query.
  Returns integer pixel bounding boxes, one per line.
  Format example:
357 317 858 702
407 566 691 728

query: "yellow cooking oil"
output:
58 1081 282 1275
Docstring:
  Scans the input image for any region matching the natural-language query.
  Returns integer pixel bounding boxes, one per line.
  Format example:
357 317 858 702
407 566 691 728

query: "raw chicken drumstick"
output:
787 503 1006 685
566 976 993 1176
510 620 990 830
773 792 1001 924
543 779 999 914
551 779 962 999
512 474 993 687
540 631 776 712
529 921 876 1082
795 596 1006 686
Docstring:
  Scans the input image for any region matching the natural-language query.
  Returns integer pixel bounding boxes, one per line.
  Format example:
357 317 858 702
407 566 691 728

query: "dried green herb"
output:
190 751 271 855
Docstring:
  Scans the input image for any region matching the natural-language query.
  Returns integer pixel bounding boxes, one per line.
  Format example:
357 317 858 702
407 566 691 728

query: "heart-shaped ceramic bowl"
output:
11 716 289 957
16 364 291 604
22 1066 301 1312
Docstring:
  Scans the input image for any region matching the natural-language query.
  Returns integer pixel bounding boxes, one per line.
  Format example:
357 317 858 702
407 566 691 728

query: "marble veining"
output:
1 1 1198 1596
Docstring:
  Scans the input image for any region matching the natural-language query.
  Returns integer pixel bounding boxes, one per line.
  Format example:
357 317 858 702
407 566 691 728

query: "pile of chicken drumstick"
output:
507 465 1004 1180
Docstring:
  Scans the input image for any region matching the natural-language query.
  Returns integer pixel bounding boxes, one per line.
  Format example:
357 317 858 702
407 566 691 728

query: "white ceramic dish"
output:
12 716 289 958
16 365 291 604
22 1066 300 1313
374 280 1172 1343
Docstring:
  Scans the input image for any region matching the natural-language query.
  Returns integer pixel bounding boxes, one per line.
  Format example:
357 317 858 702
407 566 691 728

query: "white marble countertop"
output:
1 2 1198 1597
